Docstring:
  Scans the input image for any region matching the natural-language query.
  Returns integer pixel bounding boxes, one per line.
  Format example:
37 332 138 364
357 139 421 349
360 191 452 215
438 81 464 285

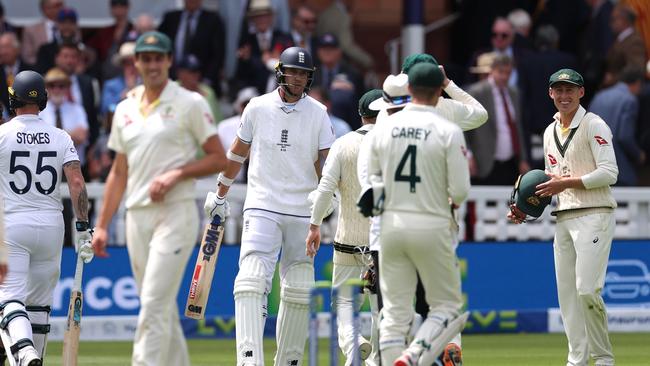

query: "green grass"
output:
44 333 649 365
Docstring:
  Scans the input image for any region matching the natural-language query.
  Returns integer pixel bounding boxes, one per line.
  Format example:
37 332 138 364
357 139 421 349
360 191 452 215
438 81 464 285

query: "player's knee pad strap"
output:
9 338 33 355
0 300 25 312
0 304 29 331
26 306 51 335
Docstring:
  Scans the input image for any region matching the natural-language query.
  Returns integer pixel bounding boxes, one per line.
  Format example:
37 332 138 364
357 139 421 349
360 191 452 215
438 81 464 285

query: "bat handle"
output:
73 253 84 292
210 216 222 226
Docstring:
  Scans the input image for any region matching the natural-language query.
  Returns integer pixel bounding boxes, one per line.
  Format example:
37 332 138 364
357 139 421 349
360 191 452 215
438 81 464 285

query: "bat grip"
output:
210 216 222 226
73 253 84 292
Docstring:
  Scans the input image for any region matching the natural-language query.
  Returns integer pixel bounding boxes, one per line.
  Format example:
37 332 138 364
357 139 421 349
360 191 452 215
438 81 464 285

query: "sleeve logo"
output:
594 135 608 145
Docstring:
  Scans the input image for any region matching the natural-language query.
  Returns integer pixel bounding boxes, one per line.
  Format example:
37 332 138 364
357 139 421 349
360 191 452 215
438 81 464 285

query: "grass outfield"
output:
45 333 649 365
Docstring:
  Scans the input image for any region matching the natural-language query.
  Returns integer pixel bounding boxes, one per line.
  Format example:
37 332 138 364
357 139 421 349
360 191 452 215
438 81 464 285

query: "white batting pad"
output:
234 256 268 366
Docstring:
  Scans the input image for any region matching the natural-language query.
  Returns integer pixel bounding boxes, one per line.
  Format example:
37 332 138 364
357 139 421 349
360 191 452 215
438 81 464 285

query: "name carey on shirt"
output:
391 127 431 141
16 131 50 144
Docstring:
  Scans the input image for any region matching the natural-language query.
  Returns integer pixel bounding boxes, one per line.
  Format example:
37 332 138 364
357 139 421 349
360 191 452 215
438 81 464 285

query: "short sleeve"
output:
237 104 254 144
187 94 218 146
107 103 126 153
318 112 336 150
62 132 80 164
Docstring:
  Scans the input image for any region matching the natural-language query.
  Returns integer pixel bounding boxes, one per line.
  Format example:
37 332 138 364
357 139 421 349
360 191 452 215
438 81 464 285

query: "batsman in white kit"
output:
360 63 470 366
305 88 383 366
204 46 335 365
0 71 94 366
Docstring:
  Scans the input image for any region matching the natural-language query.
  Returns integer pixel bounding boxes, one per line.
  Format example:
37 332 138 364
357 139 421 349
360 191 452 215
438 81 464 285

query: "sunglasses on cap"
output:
382 91 410 106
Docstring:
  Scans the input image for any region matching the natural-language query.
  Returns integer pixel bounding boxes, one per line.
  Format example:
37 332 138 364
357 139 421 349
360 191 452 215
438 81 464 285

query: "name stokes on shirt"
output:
391 127 432 140
16 131 50 144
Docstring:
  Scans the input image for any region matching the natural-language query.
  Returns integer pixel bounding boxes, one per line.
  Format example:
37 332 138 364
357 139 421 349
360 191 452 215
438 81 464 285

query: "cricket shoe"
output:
393 354 416 366
18 346 42 366
441 343 462 366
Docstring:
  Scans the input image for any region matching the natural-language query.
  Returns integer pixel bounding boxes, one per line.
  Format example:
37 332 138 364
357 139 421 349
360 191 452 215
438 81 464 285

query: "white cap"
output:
369 73 411 111
112 42 136 66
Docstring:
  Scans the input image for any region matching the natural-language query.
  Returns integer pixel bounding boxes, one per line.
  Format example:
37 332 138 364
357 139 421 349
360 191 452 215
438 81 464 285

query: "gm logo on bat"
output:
187 304 203 314
201 226 220 260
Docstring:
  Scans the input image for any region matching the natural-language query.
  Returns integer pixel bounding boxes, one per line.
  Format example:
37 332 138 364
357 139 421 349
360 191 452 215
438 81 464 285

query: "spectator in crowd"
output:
465 54 529 185
468 51 495 82
100 42 139 120
290 4 318 56
316 0 374 71
0 33 33 116
133 13 156 36
309 86 352 138
234 0 292 94
313 33 363 129
0 2 15 34
519 25 577 168
604 4 647 87
589 66 646 186
638 61 650 185
21 0 64 65
580 0 615 103
41 67 89 165
52 42 100 147
158 0 226 91
507 8 533 50
176 54 222 125
86 0 134 80
35 7 82 74
469 17 523 88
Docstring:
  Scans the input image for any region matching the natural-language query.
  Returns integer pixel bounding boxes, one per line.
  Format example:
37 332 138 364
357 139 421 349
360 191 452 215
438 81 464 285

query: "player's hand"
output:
149 169 182 202
305 224 321 258
204 192 230 222
535 171 568 197
92 227 110 258
0 263 7 285
76 228 93 250
507 203 526 224
78 242 94 264
439 65 450 88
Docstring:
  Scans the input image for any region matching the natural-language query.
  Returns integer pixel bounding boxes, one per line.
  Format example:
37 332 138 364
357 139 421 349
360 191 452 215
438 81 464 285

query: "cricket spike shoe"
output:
441 343 462 366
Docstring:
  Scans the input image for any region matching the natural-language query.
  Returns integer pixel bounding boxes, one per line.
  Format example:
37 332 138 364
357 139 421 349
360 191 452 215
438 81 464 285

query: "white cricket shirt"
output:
238 89 336 216
0 114 79 213
108 81 218 209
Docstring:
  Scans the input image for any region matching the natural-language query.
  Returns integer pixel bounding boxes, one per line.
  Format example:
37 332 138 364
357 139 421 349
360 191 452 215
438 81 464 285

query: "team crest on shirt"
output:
460 145 468 158
547 154 558 167
204 112 214 125
594 135 609 146
161 106 175 119
276 129 291 151
124 114 133 127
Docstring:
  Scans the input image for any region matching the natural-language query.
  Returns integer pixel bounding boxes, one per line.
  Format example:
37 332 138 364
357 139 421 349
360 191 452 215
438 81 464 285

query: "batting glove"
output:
204 191 230 223
78 242 94 264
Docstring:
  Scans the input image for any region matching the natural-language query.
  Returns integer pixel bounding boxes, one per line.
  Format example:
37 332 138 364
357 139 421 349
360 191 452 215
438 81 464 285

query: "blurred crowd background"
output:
1 0 650 188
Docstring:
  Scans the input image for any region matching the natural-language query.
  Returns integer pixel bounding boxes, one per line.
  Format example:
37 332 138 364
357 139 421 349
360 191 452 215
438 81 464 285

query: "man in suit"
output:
158 0 226 91
290 4 318 56
0 33 34 116
466 53 529 185
20 0 64 65
589 66 646 186
604 4 647 87
580 0 614 103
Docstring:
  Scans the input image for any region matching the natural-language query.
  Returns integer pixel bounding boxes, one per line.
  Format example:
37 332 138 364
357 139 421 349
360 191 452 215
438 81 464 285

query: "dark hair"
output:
409 85 439 100
534 24 559 51
619 66 644 84
491 53 513 69
57 41 81 55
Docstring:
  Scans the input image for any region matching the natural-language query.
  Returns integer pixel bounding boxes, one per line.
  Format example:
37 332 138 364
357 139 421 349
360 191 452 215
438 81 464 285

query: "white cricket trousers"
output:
126 200 199 366
554 212 615 366
378 212 463 352
0 211 63 306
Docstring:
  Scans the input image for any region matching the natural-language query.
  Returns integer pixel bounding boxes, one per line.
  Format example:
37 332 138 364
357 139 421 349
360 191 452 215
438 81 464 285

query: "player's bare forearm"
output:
63 160 89 221
217 137 250 197
314 148 329 180
96 154 128 229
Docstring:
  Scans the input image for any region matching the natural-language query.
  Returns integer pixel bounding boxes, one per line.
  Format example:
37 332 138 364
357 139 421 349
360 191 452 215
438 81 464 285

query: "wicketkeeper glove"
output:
356 182 385 217
204 191 230 223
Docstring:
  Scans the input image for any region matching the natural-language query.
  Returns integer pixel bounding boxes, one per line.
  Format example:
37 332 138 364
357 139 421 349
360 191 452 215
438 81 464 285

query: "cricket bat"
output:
185 217 224 319
62 251 85 366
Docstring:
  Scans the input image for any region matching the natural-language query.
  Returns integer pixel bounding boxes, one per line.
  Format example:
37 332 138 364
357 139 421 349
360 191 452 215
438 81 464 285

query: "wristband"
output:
226 150 247 164
217 172 234 187
75 221 89 231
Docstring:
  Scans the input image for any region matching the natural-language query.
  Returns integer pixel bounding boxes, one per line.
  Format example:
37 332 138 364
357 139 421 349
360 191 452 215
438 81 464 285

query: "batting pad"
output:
234 256 267 366
275 263 313 366
0 301 33 365
26 305 50 359
416 311 469 366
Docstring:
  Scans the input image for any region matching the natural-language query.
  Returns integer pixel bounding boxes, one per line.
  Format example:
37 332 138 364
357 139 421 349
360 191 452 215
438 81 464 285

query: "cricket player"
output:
0 70 93 366
204 46 335 366
306 88 383 366
359 53 487 366
361 63 470 366
509 69 617 366
92 31 226 366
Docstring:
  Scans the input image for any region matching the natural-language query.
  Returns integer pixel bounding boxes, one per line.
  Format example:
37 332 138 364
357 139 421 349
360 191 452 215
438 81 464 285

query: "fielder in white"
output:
361 63 470 366
510 69 617 366
358 53 487 366
305 88 383 366
0 70 93 366
204 46 335 366
92 32 226 366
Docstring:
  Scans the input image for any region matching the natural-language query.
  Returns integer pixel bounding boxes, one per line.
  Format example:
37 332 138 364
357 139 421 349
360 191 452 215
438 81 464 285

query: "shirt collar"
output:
272 88 305 112
553 105 586 130
403 102 437 113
